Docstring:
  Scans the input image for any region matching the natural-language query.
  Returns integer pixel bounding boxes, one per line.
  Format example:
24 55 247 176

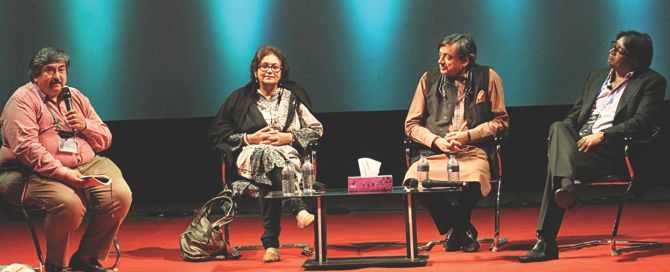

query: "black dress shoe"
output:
444 229 461 251
69 253 114 272
45 262 67 272
519 238 559 263
459 230 480 253
555 185 579 209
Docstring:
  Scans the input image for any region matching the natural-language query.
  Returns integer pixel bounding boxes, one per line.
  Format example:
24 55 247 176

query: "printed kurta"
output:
228 88 323 196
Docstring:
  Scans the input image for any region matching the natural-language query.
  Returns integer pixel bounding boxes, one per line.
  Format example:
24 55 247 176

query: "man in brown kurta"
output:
404 34 509 252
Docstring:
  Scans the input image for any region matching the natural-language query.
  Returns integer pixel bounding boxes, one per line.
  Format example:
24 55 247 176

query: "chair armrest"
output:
493 131 508 146
403 137 424 168
306 139 319 154
623 126 661 145
305 139 320 180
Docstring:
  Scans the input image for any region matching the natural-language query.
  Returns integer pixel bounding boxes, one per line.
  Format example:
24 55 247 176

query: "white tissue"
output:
358 158 381 177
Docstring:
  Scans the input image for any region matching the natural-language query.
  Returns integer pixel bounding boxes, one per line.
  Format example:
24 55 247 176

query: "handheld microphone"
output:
60 87 77 135
61 87 73 111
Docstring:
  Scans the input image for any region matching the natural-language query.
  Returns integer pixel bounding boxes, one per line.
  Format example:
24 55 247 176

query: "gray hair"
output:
29 47 70 82
438 33 477 66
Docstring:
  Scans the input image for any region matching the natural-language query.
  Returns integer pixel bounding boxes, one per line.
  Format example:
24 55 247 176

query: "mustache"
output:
49 79 62 86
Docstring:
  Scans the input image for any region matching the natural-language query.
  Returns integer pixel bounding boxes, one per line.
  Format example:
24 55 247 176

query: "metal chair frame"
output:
4 172 122 272
403 135 509 252
558 137 662 255
219 141 319 257
1 130 123 272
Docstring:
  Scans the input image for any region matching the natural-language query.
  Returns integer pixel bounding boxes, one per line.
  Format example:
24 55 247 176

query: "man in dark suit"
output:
519 30 667 262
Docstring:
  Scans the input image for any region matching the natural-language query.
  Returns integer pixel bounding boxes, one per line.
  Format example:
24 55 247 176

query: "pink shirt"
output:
591 70 633 133
0 83 112 180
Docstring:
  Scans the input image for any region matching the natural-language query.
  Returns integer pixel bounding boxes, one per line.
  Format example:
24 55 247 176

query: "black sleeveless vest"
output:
416 64 499 178
423 64 492 134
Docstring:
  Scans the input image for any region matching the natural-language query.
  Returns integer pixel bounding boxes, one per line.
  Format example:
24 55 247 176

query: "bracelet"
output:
242 133 250 145
466 131 472 143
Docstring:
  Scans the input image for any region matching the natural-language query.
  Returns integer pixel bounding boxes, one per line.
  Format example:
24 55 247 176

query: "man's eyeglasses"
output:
258 64 282 72
42 68 67 76
610 41 627 56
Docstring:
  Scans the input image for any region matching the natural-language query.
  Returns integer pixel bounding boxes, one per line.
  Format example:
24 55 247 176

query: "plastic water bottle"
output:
447 153 460 182
281 162 296 196
301 158 315 194
416 154 430 184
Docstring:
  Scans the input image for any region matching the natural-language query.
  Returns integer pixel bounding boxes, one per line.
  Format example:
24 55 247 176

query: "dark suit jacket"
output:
563 68 667 142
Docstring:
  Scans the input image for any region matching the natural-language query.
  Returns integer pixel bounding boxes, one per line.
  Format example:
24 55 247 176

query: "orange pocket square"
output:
476 90 486 104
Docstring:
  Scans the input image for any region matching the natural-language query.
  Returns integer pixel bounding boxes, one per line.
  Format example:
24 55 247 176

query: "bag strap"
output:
195 189 237 227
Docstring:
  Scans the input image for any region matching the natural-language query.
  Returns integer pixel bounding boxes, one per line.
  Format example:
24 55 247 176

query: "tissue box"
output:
347 175 393 192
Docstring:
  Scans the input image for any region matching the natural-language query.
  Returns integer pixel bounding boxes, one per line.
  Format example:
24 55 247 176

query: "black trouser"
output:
536 121 624 241
257 168 308 249
418 183 482 235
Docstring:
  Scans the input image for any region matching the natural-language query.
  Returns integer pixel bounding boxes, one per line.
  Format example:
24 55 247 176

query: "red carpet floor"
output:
1 203 669 271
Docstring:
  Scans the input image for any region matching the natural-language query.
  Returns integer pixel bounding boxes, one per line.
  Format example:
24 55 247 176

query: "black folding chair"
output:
218 140 320 257
558 133 662 255
403 134 509 252
0 165 121 271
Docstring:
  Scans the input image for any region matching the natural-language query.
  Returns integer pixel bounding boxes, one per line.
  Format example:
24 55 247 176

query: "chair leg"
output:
608 183 629 255
606 182 661 255
225 222 312 257
479 179 509 252
109 238 122 270
20 206 44 271
559 182 661 255
231 243 313 256
490 178 508 252
417 240 444 251
418 179 510 252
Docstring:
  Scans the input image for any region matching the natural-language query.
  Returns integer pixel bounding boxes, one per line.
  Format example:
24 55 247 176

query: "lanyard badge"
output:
58 137 77 153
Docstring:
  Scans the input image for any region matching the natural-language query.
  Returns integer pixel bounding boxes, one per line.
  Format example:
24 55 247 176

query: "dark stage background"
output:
102 102 670 204
1 1 669 204
1 0 670 120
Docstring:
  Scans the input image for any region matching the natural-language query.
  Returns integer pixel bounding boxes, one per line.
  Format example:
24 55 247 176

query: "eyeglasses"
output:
258 64 282 72
42 67 67 76
610 41 628 56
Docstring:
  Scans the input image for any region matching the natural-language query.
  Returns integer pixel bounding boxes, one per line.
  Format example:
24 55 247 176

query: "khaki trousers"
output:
0 156 132 267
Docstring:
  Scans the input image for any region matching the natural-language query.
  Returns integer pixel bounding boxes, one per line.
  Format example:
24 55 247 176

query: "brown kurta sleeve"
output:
404 73 439 148
467 68 509 142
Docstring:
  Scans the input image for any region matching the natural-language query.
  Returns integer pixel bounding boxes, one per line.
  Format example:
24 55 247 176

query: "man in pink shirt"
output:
0 47 132 272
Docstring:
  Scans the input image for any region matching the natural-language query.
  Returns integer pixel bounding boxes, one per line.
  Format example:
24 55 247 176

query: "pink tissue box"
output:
347 175 393 192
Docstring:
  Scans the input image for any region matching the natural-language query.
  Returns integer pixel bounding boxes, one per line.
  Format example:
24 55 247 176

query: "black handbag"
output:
179 189 240 261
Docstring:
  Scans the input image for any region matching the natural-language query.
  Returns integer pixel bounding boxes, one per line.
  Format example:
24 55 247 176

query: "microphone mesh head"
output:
60 87 71 98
